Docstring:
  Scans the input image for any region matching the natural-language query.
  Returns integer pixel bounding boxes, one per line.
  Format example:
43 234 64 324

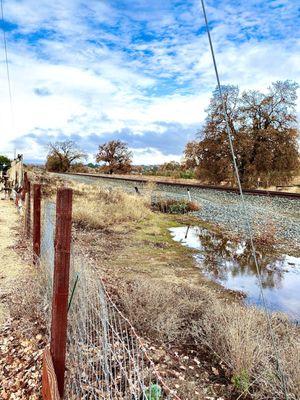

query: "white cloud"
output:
131 148 181 165
0 0 299 163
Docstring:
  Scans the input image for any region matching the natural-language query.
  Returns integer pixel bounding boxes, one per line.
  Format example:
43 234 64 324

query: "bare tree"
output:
45 140 87 172
96 140 132 174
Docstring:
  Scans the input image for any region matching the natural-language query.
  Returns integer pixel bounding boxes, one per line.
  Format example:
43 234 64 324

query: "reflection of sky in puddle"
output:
169 226 300 320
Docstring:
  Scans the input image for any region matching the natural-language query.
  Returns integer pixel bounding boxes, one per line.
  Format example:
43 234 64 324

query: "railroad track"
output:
63 172 300 200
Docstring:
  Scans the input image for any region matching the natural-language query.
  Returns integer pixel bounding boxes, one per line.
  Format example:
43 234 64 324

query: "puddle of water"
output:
169 226 300 320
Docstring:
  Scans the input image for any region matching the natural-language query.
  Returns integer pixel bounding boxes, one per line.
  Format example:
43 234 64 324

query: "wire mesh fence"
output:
40 201 56 328
18 174 300 400
40 199 180 399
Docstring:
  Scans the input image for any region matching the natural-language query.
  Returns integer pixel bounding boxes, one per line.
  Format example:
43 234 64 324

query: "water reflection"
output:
169 226 300 320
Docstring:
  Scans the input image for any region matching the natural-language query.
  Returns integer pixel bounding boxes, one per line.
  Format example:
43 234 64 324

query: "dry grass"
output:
9 267 47 330
27 169 152 231
197 300 300 399
120 279 212 343
119 278 300 400
71 183 151 230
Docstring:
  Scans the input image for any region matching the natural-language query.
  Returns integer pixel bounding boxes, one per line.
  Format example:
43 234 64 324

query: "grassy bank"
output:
30 169 300 399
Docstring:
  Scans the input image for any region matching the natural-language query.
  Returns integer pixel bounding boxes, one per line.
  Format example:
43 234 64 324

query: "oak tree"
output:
45 140 87 172
96 140 132 174
185 81 299 187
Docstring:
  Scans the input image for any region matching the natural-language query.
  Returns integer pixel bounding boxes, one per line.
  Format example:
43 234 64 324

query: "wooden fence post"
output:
33 184 41 263
50 188 73 398
42 347 60 400
25 181 31 238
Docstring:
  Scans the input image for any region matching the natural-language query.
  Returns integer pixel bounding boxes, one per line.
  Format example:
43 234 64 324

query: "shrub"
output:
232 370 250 393
179 170 196 179
144 384 162 400
151 198 200 214
69 163 89 173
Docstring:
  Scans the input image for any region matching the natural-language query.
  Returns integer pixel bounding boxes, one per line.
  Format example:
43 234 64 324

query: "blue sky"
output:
0 0 299 164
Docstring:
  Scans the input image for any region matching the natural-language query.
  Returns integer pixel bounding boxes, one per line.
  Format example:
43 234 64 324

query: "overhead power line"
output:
200 1 288 399
0 0 14 127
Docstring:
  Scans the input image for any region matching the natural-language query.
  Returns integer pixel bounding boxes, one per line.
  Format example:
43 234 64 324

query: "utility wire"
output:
0 0 14 126
200 1 288 398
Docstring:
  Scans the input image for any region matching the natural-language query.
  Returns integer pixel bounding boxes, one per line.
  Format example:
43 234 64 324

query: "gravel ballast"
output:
59 174 300 253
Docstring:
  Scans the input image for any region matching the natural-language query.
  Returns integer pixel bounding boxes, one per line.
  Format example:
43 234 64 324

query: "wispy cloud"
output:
1 0 299 164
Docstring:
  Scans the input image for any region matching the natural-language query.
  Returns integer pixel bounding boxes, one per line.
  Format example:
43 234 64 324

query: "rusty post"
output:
22 172 28 201
33 184 41 263
50 188 73 398
25 181 31 238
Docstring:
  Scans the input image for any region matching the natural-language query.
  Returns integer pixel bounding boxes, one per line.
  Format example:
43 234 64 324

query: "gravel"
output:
59 174 300 253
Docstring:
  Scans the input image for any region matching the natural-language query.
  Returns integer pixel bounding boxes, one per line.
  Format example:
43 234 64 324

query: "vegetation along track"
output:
57 172 300 253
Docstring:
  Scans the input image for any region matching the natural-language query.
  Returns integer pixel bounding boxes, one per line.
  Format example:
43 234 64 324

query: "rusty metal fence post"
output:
50 188 73 398
22 172 28 201
25 181 31 238
33 184 41 263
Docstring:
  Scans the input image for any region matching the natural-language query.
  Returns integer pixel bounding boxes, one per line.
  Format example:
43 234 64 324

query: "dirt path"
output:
0 200 46 399
0 199 26 325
